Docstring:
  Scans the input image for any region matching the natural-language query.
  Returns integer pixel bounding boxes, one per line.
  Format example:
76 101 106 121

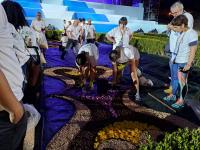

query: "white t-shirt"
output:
107 26 132 49
31 19 46 32
64 22 69 30
61 35 68 47
67 25 82 40
175 29 198 63
18 26 41 56
85 24 95 39
78 43 99 63
9 24 30 66
169 12 194 53
117 45 140 64
183 12 194 29
0 45 24 102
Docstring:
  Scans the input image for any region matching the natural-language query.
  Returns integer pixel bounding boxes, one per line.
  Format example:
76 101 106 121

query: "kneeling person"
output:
76 43 99 89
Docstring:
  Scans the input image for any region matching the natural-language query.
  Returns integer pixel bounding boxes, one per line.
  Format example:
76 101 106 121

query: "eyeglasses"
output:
169 10 180 16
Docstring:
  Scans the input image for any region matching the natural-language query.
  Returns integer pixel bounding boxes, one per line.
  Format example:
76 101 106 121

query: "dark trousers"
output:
61 39 79 59
86 38 95 44
0 111 27 150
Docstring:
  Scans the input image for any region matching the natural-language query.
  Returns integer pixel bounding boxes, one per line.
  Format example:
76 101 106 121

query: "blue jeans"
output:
176 63 188 100
169 61 179 95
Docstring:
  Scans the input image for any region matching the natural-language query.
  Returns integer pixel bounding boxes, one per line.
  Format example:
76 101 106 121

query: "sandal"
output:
163 95 176 102
171 103 184 109
135 93 142 101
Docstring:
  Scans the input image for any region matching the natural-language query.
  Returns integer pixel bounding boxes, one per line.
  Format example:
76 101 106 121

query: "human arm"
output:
111 62 118 85
183 45 197 71
0 70 24 124
129 59 139 95
106 35 116 44
106 28 116 44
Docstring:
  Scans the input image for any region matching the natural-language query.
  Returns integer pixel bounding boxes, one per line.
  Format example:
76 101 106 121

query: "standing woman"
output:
106 17 140 101
0 4 27 149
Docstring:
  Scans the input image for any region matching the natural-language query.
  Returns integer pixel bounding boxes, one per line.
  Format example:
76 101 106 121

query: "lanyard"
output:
174 32 186 55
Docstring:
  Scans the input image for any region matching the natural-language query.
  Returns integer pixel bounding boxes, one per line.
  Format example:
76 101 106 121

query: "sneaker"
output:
135 93 141 101
163 95 176 102
137 68 142 77
88 81 94 90
147 79 154 87
171 100 184 109
77 81 84 88
164 86 172 94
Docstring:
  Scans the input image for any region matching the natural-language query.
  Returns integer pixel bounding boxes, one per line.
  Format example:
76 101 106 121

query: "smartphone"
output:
179 67 189 73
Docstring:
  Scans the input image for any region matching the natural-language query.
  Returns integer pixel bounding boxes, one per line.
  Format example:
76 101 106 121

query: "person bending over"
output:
75 43 99 90
109 46 141 101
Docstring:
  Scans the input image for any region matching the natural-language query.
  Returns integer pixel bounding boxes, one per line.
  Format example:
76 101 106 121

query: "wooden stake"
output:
148 92 176 113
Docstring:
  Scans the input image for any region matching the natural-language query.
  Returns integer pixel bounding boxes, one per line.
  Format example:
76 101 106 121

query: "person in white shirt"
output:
63 19 67 30
63 20 71 32
106 17 141 101
60 33 68 49
164 1 194 101
106 17 132 50
31 12 48 49
61 20 82 59
169 15 198 109
0 4 27 149
2 1 41 104
75 43 99 90
109 46 142 101
60 20 71 51
80 18 87 44
85 19 96 44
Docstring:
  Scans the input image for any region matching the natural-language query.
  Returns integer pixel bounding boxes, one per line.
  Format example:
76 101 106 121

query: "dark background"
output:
120 0 199 29
159 0 200 23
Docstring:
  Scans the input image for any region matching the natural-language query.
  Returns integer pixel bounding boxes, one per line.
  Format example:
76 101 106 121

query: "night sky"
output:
159 0 200 24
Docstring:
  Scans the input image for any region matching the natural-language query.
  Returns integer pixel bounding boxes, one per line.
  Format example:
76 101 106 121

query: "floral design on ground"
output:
44 66 113 87
46 96 91 150
94 120 159 149
81 90 118 118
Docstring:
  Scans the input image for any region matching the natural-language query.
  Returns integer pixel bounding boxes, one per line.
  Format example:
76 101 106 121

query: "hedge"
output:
139 128 200 150
45 30 63 40
45 30 200 67
129 33 200 67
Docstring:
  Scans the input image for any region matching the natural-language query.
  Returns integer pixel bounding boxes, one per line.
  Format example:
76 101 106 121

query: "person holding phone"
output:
169 15 198 109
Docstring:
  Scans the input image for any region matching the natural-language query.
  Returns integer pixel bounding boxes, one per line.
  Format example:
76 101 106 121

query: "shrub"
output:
53 30 63 40
45 30 63 40
130 35 168 56
139 128 200 150
45 30 54 40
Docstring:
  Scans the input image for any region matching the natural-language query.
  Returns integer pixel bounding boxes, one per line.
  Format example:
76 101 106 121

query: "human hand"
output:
9 102 24 124
167 24 173 30
183 64 191 72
